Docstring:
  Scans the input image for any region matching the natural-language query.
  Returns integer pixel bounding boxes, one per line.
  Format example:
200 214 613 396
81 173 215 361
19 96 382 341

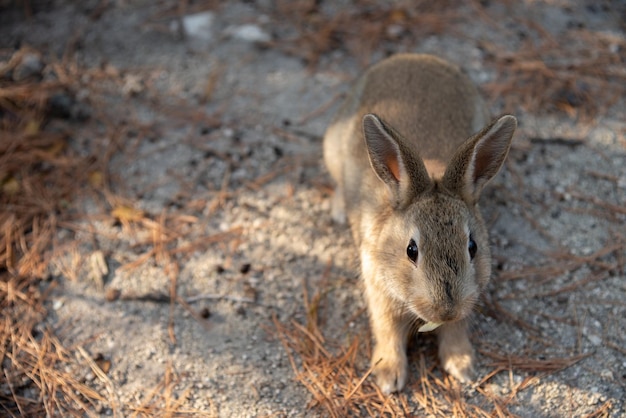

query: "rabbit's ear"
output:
362 114 431 207
442 115 516 203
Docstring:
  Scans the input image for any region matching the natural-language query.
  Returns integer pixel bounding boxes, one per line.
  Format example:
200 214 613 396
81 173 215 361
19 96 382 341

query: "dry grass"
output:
272 271 607 417
0 297 105 417
0 46 108 416
268 0 626 122
273 286 408 417
128 362 212 418
271 0 462 67
484 26 626 121
0 45 218 416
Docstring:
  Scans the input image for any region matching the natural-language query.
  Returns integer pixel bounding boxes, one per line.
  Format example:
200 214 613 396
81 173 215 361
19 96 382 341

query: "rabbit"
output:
323 53 517 394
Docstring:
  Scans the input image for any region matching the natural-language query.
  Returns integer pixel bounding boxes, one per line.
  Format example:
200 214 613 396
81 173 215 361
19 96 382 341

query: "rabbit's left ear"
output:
442 115 517 203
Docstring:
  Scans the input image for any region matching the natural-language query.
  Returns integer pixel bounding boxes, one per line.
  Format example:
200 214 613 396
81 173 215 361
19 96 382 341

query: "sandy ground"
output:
1 0 626 417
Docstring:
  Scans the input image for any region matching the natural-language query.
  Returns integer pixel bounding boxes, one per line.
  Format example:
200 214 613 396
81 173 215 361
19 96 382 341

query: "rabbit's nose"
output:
434 282 460 322
437 308 458 323
433 297 461 323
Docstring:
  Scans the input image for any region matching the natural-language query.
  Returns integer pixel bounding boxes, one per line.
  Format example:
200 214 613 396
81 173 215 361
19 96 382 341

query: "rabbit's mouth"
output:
408 296 475 326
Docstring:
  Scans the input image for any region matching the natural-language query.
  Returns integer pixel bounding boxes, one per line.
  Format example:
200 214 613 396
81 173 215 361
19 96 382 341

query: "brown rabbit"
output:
323 54 516 394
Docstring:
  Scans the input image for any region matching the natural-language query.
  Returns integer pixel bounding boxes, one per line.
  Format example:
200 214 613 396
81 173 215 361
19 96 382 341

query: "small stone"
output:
227 24 271 43
12 52 44 81
581 247 594 256
556 295 568 305
587 334 602 346
122 74 143 96
200 307 211 319
178 11 215 41
386 24 404 38
105 288 121 302
600 369 613 380
47 93 75 119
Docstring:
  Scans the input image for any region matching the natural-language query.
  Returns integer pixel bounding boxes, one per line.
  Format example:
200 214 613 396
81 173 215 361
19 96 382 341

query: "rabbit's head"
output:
361 113 517 326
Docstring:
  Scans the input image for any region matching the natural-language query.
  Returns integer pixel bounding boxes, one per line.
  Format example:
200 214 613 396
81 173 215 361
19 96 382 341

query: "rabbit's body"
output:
323 54 516 394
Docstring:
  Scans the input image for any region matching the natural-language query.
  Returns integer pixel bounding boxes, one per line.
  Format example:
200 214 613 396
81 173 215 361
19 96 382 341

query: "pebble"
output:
386 24 404 38
12 52 44 81
122 74 143 96
105 287 121 302
47 93 75 119
600 369 613 380
227 24 271 43
177 11 216 41
587 334 602 346
52 299 64 310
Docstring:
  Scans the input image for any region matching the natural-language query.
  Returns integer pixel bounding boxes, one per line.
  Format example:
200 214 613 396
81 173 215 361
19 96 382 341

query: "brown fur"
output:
323 54 517 394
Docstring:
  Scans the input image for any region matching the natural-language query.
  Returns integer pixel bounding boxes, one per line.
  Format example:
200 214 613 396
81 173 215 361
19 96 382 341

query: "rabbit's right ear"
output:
363 114 431 207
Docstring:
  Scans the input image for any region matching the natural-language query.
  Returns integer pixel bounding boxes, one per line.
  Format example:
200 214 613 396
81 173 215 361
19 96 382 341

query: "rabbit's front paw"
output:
372 348 407 394
438 321 475 383
441 349 475 383
330 189 347 224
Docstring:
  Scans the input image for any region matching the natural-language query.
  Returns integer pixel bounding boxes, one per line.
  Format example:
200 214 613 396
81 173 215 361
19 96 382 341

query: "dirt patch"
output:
1 1 625 416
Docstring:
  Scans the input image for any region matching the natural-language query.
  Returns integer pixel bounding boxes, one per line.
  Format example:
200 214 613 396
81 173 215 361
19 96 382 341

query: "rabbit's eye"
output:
407 239 418 262
468 235 477 259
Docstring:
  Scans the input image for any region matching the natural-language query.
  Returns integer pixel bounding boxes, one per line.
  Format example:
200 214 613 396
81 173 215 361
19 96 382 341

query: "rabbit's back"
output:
325 54 489 181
